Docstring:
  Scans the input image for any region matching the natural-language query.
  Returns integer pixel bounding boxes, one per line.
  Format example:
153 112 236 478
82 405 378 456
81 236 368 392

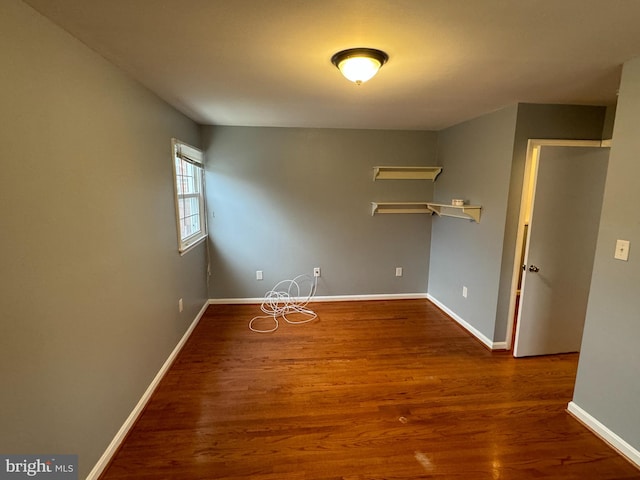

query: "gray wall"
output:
0 1 207 477
429 104 605 344
428 105 518 342
572 56 640 451
202 126 438 299
494 104 606 341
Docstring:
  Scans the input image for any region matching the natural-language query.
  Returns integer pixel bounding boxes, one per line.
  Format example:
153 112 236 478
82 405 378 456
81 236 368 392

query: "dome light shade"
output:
331 48 389 85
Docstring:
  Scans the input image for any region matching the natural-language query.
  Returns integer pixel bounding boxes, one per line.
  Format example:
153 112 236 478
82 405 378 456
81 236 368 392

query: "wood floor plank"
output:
99 300 640 479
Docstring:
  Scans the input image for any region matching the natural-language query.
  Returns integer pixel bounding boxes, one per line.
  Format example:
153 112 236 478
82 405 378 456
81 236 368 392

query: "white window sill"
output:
179 235 207 256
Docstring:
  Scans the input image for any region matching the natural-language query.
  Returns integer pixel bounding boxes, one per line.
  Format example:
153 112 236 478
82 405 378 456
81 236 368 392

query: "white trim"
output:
492 341 508 350
209 297 263 305
312 293 428 302
427 294 498 350
567 401 640 469
86 301 210 480
525 139 603 148
208 293 429 305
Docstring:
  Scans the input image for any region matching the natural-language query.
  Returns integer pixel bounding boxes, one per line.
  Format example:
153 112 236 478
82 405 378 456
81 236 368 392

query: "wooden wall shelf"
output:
373 166 442 181
371 202 431 216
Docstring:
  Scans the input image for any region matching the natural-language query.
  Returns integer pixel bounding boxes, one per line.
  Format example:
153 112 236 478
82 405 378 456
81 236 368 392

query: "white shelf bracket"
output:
426 203 482 223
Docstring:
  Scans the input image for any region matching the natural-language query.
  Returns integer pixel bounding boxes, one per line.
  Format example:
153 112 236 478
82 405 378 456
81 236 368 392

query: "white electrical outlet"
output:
614 239 630 261
395 267 403 277
314 267 321 277
178 298 183 312
462 286 468 298
256 270 263 280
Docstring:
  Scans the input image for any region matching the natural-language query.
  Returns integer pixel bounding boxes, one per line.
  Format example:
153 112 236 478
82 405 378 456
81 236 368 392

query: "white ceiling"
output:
23 0 640 130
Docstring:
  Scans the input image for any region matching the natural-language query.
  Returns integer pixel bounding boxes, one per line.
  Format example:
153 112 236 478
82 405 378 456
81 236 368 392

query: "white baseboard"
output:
567 401 640 469
209 297 263 304
427 294 501 350
313 293 429 302
209 293 429 305
86 300 210 480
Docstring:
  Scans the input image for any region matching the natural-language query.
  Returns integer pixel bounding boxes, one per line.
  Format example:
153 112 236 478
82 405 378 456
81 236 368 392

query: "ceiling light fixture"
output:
331 48 389 85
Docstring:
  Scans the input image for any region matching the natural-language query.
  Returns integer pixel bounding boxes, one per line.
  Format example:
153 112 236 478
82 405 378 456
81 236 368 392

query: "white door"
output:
514 146 609 357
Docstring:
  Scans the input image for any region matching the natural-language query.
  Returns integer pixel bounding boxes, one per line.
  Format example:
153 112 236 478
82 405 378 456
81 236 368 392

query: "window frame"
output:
171 138 207 255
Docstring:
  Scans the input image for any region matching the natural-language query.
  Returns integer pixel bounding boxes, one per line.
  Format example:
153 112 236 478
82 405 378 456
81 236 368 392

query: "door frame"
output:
504 139 607 352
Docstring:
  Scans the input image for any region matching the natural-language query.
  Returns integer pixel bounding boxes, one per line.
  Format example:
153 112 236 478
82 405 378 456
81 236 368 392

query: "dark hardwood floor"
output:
100 300 640 479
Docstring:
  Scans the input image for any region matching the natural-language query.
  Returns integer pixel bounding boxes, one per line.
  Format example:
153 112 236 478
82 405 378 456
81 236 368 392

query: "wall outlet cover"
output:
614 239 630 261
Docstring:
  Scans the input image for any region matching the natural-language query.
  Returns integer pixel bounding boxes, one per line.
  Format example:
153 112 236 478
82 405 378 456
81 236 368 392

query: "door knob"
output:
528 265 540 272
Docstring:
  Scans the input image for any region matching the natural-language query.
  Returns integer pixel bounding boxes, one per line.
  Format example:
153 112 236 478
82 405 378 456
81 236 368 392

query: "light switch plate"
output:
614 239 630 261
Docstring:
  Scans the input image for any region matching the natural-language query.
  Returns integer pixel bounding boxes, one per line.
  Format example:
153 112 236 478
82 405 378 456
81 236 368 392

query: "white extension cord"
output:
249 273 318 333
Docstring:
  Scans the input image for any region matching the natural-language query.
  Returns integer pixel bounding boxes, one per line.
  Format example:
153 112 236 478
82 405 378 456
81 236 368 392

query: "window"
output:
171 139 207 254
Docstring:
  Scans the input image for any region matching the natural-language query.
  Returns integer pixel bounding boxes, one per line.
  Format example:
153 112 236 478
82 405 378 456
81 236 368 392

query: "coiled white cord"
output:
249 274 318 333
